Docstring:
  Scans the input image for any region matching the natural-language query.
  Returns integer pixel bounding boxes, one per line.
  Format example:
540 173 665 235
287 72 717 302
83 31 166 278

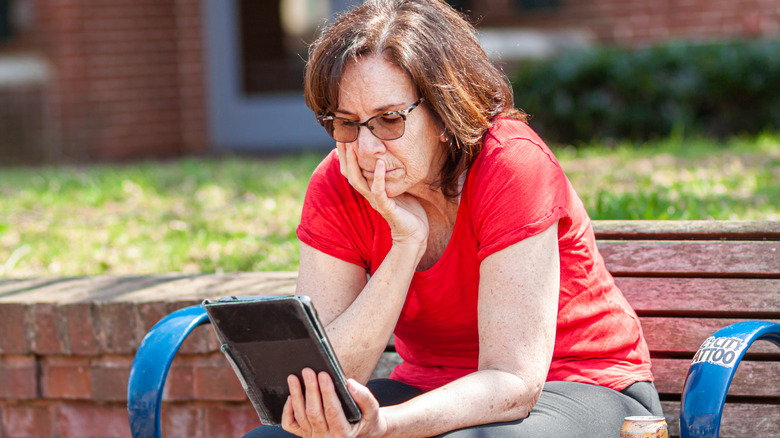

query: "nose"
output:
355 125 386 157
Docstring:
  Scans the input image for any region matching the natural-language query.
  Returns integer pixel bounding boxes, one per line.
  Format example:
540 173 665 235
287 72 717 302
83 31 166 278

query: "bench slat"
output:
373 354 780 438
373 356 779 438
661 402 780 438
594 220 780 240
617 277 780 317
599 240 780 277
652 358 780 398
378 318 780 363
641 317 780 355
372 353 780 399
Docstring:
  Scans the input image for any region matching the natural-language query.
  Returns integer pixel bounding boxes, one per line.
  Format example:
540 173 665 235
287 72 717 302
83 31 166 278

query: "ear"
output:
440 129 450 143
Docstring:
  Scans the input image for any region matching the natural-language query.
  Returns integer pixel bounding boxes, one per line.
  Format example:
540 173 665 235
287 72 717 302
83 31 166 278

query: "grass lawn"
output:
1 133 778 278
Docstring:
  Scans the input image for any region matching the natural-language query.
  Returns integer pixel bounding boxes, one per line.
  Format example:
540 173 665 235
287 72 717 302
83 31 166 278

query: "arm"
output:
297 145 429 384
379 221 560 436
285 222 560 438
297 239 421 383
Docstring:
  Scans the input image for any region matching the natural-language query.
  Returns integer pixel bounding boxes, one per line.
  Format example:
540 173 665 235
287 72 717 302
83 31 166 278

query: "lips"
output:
362 168 397 178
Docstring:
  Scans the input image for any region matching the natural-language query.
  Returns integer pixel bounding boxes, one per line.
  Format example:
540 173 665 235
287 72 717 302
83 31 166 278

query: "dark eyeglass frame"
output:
316 97 424 143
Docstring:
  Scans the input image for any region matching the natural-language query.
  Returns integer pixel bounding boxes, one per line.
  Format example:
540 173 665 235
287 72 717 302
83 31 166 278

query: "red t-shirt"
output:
297 118 654 392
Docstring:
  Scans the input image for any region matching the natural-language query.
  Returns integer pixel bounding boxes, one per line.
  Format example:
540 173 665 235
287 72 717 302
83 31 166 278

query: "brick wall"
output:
0 273 299 438
3 0 780 164
1 0 207 164
474 0 780 45
0 83 49 163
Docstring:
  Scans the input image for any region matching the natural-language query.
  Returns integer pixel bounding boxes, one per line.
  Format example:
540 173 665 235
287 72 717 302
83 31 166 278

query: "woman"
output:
246 0 662 436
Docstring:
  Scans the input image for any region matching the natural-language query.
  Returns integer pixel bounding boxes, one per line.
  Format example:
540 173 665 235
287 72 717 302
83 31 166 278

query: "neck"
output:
409 176 462 227
420 192 458 227
410 149 465 224
410 180 462 272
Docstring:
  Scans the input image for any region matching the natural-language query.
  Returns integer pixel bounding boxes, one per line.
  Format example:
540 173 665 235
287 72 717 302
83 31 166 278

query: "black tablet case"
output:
203 295 361 425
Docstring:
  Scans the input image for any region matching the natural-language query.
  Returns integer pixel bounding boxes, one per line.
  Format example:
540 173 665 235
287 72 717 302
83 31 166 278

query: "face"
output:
336 55 446 198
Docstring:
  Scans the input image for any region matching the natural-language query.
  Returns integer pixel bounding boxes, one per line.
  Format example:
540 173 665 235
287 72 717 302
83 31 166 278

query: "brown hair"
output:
304 0 526 197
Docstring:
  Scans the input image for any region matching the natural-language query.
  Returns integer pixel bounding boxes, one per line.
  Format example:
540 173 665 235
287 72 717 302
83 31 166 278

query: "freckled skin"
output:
287 55 560 438
336 56 448 200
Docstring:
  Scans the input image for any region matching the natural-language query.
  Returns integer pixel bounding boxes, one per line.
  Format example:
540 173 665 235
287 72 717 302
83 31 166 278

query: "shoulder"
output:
485 117 544 144
302 148 370 225
465 118 572 260
470 118 563 181
309 149 343 187
305 149 362 202
299 149 376 267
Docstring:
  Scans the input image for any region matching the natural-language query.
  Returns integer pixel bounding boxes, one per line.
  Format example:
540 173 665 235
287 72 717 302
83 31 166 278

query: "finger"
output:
347 378 381 424
370 159 391 213
287 374 311 433
317 371 352 432
302 368 329 434
335 143 347 177
281 396 304 436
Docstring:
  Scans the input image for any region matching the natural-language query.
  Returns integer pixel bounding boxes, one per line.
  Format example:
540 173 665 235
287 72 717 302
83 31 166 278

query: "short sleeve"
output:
296 150 376 268
469 123 570 261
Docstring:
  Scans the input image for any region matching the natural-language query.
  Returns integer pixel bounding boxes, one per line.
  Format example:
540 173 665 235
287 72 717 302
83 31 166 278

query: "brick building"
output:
0 0 208 165
0 0 779 164
472 0 780 45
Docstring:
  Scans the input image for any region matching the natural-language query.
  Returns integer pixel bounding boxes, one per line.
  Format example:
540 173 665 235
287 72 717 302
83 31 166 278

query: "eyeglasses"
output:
317 97 424 143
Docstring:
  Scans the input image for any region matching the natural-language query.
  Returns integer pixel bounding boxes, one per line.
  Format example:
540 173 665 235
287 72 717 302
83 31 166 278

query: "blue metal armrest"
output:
680 320 780 438
127 305 211 438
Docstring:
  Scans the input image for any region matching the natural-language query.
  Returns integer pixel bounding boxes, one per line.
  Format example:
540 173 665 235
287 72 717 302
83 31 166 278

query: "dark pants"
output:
243 379 663 437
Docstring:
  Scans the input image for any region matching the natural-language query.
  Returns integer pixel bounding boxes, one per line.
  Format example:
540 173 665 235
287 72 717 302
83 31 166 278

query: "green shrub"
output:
512 39 780 144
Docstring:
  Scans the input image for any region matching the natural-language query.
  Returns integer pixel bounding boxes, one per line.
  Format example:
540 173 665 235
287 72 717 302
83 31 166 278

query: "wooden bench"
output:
593 220 780 436
128 220 780 437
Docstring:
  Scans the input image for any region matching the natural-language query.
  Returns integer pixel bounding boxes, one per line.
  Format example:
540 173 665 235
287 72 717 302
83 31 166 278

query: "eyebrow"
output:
334 102 407 116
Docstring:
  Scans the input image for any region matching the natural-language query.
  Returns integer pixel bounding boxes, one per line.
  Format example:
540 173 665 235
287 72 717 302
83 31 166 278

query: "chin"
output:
369 179 405 198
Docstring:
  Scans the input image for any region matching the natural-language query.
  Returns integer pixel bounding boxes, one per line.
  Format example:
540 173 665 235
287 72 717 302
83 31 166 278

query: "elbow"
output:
486 369 546 421
509 378 544 420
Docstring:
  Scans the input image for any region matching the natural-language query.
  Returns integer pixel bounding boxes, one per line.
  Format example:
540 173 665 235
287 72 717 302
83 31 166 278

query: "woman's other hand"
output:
281 368 389 438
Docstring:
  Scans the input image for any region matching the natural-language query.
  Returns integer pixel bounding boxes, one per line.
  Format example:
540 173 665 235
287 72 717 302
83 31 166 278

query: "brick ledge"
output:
0 272 297 304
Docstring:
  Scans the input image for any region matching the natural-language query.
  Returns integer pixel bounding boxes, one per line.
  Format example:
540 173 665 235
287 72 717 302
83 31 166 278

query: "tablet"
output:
203 295 361 425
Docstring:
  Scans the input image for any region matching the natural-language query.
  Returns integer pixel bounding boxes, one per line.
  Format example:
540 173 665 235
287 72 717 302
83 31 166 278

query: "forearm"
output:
325 241 422 382
380 370 540 438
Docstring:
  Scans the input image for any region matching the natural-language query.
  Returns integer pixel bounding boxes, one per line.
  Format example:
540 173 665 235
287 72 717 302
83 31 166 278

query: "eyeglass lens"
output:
326 114 405 143
319 98 423 143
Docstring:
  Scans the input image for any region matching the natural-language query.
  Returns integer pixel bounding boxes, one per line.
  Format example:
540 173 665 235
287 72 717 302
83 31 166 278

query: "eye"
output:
379 114 404 124
333 118 358 129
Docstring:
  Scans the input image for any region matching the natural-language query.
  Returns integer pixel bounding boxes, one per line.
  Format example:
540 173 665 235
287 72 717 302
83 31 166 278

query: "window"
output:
0 0 12 42
0 0 33 45
238 0 328 94
515 0 560 11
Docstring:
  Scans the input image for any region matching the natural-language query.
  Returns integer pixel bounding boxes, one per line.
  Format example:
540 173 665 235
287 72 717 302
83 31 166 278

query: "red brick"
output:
206 405 261 438
94 302 137 354
62 303 99 356
0 304 32 354
0 356 38 400
90 356 132 402
178 323 220 355
167 301 219 355
162 357 194 402
193 355 246 401
55 403 131 438
31 303 69 355
41 356 92 399
134 301 170 349
1 404 52 438
22 0 207 163
160 405 205 438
